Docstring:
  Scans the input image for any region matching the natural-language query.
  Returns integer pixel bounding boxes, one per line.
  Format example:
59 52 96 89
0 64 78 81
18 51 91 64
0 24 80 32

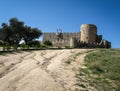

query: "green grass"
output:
85 49 120 79
77 49 120 91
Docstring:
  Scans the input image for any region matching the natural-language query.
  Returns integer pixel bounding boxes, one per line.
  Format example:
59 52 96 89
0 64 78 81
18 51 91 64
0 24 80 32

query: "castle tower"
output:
80 24 97 43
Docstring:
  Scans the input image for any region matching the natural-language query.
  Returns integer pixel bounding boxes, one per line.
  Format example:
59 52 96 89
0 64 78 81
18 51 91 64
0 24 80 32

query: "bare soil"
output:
0 49 89 91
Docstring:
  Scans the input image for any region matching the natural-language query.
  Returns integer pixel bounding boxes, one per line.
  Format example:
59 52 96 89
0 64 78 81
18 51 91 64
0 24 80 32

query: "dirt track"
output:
0 49 89 91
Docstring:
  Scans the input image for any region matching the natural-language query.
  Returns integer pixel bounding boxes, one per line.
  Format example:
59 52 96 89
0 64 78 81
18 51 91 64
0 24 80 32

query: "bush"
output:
27 40 40 48
20 43 29 49
13 45 18 50
65 45 71 49
43 40 52 46
57 46 61 49
40 44 48 49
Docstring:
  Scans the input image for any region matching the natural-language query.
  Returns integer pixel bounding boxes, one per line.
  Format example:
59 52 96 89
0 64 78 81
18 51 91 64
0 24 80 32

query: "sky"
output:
0 0 120 48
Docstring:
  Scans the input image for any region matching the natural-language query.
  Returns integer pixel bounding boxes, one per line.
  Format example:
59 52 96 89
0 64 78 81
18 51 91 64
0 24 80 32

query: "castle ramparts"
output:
42 24 111 48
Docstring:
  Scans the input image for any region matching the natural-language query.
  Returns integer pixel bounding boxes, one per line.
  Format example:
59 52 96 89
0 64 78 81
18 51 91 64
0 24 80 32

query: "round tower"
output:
80 24 97 43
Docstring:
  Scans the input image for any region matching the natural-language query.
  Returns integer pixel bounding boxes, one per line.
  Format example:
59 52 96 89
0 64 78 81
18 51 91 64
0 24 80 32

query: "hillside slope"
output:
76 49 120 91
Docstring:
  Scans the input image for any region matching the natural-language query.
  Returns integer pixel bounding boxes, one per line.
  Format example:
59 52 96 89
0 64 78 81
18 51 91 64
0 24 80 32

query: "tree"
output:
0 17 42 50
23 26 42 45
8 18 25 45
1 23 9 41
1 18 25 46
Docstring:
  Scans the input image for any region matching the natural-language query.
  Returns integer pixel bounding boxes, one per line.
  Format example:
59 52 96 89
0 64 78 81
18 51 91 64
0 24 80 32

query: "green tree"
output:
1 23 9 42
0 17 42 48
1 18 25 46
8 18 25 45
23 26 42 45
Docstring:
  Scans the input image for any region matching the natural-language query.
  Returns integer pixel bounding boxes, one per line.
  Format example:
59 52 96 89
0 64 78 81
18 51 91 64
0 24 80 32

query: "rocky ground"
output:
0 49 90 91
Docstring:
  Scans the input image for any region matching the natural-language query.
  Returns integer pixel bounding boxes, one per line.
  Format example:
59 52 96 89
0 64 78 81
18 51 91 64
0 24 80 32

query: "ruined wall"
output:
80 24 97 43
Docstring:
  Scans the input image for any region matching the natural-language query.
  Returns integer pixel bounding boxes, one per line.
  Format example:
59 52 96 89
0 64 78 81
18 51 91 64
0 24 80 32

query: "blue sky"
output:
0 0 120 48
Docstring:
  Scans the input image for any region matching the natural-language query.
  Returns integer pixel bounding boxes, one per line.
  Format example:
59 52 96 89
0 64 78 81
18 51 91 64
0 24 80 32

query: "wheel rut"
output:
0 52 32 78
0 49 92 91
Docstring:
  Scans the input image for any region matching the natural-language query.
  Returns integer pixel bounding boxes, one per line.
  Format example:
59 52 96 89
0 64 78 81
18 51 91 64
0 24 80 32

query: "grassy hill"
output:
76 49 120 91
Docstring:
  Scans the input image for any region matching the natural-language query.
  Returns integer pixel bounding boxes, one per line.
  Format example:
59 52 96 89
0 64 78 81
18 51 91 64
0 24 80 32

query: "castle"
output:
42 24 111 48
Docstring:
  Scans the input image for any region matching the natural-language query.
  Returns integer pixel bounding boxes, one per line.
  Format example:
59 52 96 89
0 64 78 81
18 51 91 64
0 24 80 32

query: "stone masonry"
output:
42 24 111 48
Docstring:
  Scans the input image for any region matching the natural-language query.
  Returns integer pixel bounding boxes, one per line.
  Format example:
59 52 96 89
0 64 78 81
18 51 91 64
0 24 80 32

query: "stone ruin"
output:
42 24 111 48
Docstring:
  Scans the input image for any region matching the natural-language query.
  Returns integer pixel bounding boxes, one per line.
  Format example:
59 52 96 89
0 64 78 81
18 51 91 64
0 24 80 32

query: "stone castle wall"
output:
42 24 111 48
43 32 80 46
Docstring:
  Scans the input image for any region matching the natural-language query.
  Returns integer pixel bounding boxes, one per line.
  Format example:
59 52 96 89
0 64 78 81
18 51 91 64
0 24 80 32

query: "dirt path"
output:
0 49 90 91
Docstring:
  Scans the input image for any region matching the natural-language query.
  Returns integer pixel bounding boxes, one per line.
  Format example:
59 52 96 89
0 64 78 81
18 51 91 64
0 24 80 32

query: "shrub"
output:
57 46 61 49
27 40 40 47
13 45 18 50
65 45 71 49
43 40 52 46
20 43 29 49
40 44 48 49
